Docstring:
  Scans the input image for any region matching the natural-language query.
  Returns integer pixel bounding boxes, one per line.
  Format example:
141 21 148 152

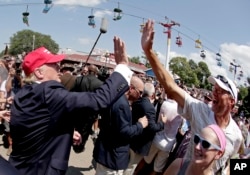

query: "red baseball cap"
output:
22 47 65 76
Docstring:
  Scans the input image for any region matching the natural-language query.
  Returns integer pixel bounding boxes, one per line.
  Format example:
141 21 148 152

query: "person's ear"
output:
33 68 44 79
214 150 224 160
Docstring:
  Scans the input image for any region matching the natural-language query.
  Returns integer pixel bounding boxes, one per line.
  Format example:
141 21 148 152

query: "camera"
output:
15 57 23 75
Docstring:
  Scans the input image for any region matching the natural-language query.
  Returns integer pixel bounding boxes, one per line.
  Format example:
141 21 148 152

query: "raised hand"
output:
141 19 155 53
113 36 129 65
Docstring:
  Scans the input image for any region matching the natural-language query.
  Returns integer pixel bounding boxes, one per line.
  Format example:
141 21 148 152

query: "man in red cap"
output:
9 36 133 175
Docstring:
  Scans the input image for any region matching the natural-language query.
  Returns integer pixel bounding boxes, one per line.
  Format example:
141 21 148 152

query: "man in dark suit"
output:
59 63 76 91
124 82 165 175
93 76 148 175
71 64 104 152
9 36 133 175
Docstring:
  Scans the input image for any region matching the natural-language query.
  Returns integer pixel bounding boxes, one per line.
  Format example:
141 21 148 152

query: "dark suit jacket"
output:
71 74 104 151
71 74 103 92
0 155 20 175
93 95 144 170
60 73 76 91
9 72 128 175
130 97 164 156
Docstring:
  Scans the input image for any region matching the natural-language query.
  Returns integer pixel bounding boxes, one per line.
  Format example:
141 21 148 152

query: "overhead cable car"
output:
22 5 29 26
140 19 145 33
216 52 221 61
217 61 222 67
200 49 206 59
43 0 53 13
195 38 202 48
88 9 95 28
113 3 122 21
239 70 243 77
229 65 234 72
176 36 182 47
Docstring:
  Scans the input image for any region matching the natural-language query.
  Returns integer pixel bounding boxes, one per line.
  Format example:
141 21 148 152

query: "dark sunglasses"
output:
194 134 221 151
131 85 143 96
216 75 234 98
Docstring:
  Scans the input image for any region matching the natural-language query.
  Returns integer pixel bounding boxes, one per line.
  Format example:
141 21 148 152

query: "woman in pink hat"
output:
164 124 226 175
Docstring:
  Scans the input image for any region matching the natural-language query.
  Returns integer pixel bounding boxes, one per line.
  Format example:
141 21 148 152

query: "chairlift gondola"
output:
216 52 221 61
229 65 234 72
239 70 243 77
176 35 182 47
113 3 122 21
195 38 202 48
22 5 29 26
88 9 95 28
140 23 145 33
217 61 222 67
200 49 206 59
43 0 53 13
140 19 145 33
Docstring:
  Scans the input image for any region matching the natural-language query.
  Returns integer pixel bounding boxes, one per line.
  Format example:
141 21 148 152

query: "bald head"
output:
88 64 99 75
131 76 144 91
127 76 144 102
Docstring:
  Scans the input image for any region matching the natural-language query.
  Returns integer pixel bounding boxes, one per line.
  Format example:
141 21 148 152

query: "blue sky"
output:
1 0 250 86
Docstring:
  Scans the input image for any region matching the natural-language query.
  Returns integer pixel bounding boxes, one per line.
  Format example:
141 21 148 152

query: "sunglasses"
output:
216 75 234 98
131 85 143 96
194 134 221 151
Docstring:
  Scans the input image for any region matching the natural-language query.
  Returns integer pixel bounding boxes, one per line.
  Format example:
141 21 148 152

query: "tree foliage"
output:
238 87 250 118
169 57 211 87
129 56 140 64
6 29 59 55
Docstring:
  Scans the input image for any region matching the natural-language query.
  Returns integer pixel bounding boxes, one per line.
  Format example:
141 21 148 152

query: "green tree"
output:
238 86 250 118
196 61 211 89
169 57 211 88
169 57 199 87
7 29 59 55
129 56 140 64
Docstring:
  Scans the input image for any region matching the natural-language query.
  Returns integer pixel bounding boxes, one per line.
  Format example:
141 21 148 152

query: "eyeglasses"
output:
194 134 221 151
216 75 235 98
45 63 60 71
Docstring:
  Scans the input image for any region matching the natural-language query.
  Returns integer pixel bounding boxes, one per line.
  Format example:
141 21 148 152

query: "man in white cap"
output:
140 19 242 175
9 36 133 175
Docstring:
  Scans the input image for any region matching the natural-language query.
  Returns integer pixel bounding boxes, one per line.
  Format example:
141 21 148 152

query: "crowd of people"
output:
0 19 249 175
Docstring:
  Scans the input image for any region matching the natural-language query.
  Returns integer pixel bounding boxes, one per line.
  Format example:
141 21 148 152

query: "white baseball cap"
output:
207 75 237 103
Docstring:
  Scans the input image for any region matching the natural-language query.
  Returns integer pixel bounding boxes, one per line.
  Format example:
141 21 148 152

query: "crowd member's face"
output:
211 84 233 116
129 83 144 102
193 128 223 166
82 66 88 75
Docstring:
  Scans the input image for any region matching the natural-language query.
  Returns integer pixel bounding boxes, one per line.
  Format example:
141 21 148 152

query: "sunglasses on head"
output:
216 75 234 98
194 134 221 151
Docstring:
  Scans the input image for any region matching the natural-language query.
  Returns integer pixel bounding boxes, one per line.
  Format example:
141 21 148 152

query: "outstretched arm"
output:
141 19 185 108
113 36 133 85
